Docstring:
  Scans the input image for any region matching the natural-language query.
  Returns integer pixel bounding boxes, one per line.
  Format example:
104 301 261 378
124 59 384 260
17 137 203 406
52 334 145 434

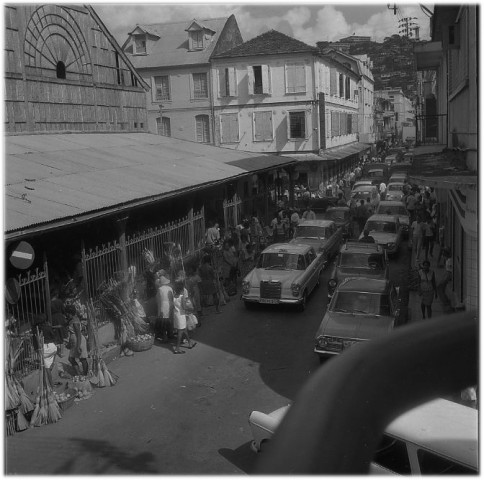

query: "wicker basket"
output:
126 335 154 352
57 389 77 411
5 408 18 436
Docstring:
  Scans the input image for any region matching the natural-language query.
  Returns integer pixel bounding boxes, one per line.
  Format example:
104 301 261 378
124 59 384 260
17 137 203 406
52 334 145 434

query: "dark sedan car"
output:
322 207 353 239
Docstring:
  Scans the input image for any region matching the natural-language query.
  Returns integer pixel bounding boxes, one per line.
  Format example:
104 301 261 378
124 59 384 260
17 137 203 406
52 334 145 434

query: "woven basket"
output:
126 335 154 352
5 409 17 436
58 389 77 411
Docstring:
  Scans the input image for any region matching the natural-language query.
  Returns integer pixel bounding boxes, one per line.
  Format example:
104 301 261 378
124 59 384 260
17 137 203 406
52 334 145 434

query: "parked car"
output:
248 397 477 475
376 200 409 237
327 241 389 300
241 243 325 311
383 153 398 166
384 181 405 201
321 207 353 239
352 180 373 191
348 185 380 209
314 278 406 360
362 163 389 180
388 172 408 184
310 196 338 216
359 214 402 256
362 167 386 186
290 219 343 266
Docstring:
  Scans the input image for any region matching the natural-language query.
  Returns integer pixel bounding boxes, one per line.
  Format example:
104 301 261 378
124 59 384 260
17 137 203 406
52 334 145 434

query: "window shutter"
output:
151 76 156 102
196 115 210 143
296 64 306 93
347 113 352 134
352 113 358 133
248 66 255 95
340 111 346 135
254 111 273 141
261 65 271 94
330 68 337 95
228 67 237 97
219 69 226 97
286 64 295 93
221 114 238 143
331 111 338 136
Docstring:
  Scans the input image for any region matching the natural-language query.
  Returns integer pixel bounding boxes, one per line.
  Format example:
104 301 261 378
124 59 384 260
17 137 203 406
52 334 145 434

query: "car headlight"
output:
328 279 337 288
343 339 358 349
291 283 301 296
317 336 328 347
242 280 250 295
387 242 395 248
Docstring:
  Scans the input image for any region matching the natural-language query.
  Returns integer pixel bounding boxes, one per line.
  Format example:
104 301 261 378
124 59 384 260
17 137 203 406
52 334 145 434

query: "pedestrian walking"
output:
199 254 221 313
155 274 175 342
186 266 203 326
271 213 286 242
172 281 197 354
410 217 425 261
359 229 376 243
423 217 436 259
356 199 368 235
437 248 453 309
336 193 346 207
205 221 221 247
418 260 437 319
301 205 316 220
222 239 238 293
406 191 417 224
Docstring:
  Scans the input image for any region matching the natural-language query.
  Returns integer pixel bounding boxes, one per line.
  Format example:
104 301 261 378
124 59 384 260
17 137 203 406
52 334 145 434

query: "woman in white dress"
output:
155 274 174 342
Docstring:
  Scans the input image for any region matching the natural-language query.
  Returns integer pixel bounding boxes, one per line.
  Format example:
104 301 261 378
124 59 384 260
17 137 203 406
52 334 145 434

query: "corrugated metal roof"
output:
126 17 228 69
5 132 295 236
282 142 371 163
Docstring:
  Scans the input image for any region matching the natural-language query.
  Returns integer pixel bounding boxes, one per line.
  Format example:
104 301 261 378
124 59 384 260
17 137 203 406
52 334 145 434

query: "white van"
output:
372 398 478 474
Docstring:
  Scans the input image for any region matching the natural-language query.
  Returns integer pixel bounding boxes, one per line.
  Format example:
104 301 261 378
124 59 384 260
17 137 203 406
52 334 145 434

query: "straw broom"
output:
14 377 34 414
16 409 29 431
29 386 41 428
43 365 61 424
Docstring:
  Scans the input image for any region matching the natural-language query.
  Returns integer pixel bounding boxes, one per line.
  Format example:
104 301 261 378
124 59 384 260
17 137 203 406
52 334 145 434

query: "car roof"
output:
297 219 334 227
353 185 377 191
367 214 399 222
338 277 391 293
387 182 405 186
378 200 406 207
326 206 350 212
339 241 382 253
385 398 478 470
262 242 312 254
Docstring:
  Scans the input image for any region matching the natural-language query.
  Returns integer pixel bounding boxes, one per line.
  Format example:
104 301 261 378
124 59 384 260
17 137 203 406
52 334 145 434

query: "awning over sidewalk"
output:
5 133 295 237
407 174 477 190
282 142 371 163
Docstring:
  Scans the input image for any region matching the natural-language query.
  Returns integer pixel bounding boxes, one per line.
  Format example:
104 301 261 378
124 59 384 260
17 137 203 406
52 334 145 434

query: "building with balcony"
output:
413 4 477 312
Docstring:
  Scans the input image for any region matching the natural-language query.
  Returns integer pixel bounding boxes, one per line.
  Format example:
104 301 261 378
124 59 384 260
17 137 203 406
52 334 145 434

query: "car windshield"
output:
324 210 347 221
340 252 385 270
366 221 397 233
294 226 327 239
331 291 391 316
258 252 305 270
388 184 403 191
368 170 384 177
351 190 371 200
379 205 407 216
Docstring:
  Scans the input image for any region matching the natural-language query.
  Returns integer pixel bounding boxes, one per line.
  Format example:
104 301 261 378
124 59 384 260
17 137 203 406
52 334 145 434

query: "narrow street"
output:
6 243 410 475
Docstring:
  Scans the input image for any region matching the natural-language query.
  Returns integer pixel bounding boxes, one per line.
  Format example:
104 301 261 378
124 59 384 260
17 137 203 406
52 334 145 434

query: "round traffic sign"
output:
5 278 21 305
9 241 35 269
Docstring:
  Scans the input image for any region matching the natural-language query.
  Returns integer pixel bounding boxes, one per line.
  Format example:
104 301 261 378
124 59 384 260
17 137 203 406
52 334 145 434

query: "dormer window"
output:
134 36 146 54
191 31 204 50
186 20 215 52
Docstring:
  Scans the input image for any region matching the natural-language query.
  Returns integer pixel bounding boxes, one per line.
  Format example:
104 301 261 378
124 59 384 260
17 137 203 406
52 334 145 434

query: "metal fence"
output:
6 267 49 377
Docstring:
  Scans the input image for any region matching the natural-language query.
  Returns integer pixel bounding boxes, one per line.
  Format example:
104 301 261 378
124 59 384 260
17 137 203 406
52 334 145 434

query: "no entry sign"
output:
9 241 35 269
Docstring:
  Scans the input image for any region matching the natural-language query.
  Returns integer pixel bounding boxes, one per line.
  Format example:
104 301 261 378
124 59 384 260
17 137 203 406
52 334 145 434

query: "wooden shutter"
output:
219 68 226 97
228 67 237 97
331 111 338 137
352 113 358 133
254 111 273 141
330 68 337 95
261 65 271 94
221 113 238 143
296 64 306 93
347 113 352 134
285 63 295 93
248 66 254 95
340 111 346 135
196 115 209 143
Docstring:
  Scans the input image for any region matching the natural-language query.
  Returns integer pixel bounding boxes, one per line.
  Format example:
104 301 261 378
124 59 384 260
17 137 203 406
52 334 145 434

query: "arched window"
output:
56 61 66 79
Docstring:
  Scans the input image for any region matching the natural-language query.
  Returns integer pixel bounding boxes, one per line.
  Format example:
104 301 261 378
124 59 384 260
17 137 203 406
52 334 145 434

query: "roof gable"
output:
213 29 318 58
185 19 215 34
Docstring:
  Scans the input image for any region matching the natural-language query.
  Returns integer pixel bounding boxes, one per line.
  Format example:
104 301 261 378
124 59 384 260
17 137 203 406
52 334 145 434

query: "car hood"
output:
246 267 305 286
386 193 403 201
337 267 387 280
365 231 398 244
316 312 395 339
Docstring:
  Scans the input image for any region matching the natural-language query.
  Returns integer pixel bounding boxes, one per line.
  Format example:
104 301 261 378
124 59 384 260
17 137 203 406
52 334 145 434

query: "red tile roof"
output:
213 29 318 58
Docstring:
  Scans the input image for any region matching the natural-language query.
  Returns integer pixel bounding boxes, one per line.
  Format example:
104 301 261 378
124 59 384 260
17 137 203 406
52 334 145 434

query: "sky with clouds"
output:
92 1 433 47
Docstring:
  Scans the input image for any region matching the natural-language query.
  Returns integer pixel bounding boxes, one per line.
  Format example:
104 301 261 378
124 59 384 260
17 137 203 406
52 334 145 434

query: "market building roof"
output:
281 142 371 163
123 17 230 68
212 29 319 59
5 132 295 239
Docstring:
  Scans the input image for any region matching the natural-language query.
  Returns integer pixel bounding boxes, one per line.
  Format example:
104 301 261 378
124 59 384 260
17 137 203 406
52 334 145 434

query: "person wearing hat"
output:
155 274 175 342
418 260 437 319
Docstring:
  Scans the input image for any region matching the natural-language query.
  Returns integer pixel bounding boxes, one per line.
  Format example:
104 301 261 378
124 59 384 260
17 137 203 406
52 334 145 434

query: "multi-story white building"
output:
210 30 372 190
122 16 243 143
374 88 414 141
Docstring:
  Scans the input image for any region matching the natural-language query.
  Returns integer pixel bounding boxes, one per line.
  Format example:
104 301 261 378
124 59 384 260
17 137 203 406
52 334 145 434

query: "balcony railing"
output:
415 113 448 146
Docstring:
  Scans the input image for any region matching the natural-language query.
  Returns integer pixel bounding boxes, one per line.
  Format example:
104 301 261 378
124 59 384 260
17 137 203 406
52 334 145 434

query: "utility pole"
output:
387 3 398 15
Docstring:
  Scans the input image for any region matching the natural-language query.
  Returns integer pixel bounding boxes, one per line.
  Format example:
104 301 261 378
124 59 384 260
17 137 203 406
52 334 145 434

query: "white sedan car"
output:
359 214 402 256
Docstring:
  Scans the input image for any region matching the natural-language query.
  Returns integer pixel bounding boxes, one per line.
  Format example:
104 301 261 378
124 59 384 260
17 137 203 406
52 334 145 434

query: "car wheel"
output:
297 292 308 312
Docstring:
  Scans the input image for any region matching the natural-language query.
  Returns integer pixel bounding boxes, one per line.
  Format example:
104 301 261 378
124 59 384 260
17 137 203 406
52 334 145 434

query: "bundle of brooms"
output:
5 334 34 432
29 330 62 427
87 301 118 388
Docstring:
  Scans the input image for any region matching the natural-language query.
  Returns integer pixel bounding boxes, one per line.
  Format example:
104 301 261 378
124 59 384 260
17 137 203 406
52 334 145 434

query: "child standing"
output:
173 281 197 354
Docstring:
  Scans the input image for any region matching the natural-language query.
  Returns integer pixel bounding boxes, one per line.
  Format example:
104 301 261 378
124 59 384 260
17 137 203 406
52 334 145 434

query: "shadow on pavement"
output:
218 442 258 474
54 438 158 474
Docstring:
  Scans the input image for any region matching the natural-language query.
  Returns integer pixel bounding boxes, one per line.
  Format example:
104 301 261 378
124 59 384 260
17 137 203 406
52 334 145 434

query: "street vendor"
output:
64 304 89 376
